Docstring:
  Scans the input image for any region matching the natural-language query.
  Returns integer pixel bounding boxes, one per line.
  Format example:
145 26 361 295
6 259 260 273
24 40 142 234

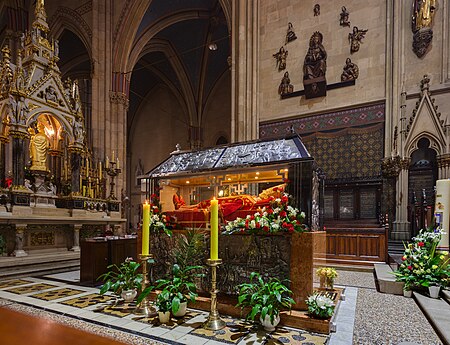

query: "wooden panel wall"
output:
325 228 387 265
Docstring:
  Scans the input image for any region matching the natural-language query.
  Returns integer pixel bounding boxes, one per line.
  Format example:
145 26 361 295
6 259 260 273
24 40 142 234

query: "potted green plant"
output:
236 272 295 331
138 263 203 317
305 293 335 319
155 288 172 324
97 257 143 302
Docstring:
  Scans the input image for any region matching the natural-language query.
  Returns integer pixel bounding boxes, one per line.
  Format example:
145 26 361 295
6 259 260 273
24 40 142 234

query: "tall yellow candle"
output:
210 197 219 260
142 201 150 255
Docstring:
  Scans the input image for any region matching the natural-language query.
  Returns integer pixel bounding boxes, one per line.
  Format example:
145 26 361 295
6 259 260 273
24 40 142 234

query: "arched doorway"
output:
408 137 438 237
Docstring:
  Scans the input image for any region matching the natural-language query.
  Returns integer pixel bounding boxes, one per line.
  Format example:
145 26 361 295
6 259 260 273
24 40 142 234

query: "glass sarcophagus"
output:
142 135 321 231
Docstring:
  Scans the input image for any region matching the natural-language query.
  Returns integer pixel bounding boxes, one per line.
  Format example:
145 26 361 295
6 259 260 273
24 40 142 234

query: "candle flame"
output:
145 200 148 205
213 197 216 201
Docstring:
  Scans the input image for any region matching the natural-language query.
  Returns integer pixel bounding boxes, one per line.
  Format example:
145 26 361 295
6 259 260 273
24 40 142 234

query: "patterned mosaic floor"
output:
0 277 330 345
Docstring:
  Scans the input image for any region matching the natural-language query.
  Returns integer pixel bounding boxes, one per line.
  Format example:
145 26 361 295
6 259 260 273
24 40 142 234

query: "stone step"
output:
0 251 80 279
443 290 450 304
373 263 404 295
414 292 450 345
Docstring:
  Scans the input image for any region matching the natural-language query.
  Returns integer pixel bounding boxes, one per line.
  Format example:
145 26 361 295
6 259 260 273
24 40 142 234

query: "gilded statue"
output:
341 58 359 81
29 122 49 171
348 26 368 54
273 46 288 71
412 0 436 58
303 32 327 80
413 0 436 31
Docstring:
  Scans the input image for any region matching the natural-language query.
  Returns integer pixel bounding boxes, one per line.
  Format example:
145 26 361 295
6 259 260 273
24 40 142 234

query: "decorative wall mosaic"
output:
259 103 385 182
302 124 384 181
259 103 384 138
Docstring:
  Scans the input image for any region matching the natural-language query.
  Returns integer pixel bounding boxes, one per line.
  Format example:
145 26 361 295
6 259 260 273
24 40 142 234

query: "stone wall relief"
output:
285 22 297 44
314 4 320 16
273 46 288 71
341 58 359 81
278 71 294 95
412 0 437 58
303 31 327 98
340 6 350 27
348 26 368 54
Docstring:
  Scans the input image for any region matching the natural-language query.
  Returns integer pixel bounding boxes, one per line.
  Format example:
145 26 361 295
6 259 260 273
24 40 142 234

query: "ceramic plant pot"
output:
428 285 440 299
158 311 171 324
173 301 187 318
121 289 137 303
403 289 412 298
260 313 280 332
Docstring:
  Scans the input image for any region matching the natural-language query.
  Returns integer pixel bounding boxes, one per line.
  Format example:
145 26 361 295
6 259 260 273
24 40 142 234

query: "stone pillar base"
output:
13 249 28 257
391 221 411 240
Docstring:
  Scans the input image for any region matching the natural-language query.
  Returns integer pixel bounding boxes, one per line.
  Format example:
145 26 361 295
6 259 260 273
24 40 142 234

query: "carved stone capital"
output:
437 154 450 168
381 156 402 177
109 91 129 110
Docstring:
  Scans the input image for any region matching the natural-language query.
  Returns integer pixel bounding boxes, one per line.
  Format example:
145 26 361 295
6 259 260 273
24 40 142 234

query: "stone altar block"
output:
150 231 326 311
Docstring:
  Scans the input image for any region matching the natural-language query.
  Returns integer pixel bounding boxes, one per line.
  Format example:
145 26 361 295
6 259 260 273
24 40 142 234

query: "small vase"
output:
403 289 412 298
319 276 326 289
121 289 137 303
326 277 334 290
260 314 280 332
428 285 440 299
158 311 171 324
173 301 187 318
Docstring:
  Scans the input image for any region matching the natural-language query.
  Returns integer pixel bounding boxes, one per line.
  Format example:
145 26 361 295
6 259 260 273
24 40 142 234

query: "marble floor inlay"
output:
60 293 114 308
31 288 86 301
0 279 34 289
5 283 57 295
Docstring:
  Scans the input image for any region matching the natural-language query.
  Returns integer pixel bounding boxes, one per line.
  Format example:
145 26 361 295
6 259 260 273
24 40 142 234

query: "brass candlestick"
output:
203 258 226 330
134 253 156 316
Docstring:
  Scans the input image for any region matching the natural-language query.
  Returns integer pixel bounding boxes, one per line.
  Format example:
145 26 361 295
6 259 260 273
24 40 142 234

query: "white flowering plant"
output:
223 192 307 235
394 227 449 289
148 193 172 237
305 293 335 319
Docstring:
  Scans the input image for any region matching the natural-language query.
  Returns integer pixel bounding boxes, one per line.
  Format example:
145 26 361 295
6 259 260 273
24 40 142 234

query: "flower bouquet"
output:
148 193 172 237
305 293 335 319
394 227 449 296
316 267 338 290
223 192 307 235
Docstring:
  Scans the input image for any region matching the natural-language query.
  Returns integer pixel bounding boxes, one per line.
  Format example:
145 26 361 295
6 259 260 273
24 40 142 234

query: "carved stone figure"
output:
340 6 350 27
314 4 320 16
17 96 29 125
273 46 288 71
348 26 368 54
73 116 85 143
285 22 297 44
341 58 359 81
45 85 58 103
278 71 293 95
29 122 49 171
412 0 436 58
303 32 327 80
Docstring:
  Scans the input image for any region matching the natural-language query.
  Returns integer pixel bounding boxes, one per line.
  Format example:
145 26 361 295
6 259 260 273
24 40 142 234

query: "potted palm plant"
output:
236 272 295 331
97 257 143 302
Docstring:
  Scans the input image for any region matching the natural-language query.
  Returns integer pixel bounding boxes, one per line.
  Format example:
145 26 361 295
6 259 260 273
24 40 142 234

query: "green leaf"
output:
172 296 181 314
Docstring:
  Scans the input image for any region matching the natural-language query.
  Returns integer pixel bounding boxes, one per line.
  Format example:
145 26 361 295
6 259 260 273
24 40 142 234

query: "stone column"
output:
392 159 411 240
69 150 82 194
70 224 82 252
0 137 6 186
231 0 259 142
11 135 27 186
13 224 27 257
